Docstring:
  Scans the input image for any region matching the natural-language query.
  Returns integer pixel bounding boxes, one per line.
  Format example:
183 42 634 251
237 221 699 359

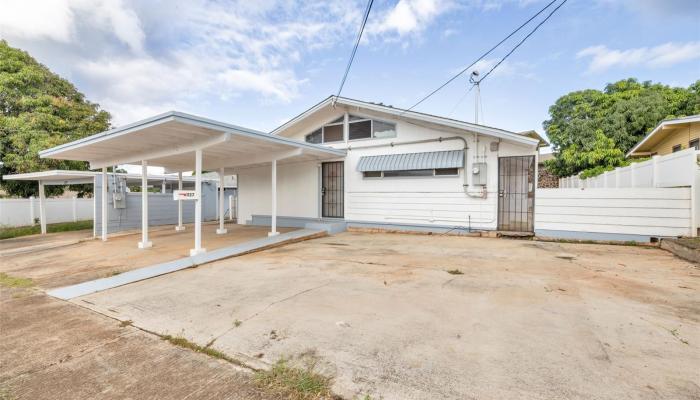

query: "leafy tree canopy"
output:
0 40 111 197
544 78 700 177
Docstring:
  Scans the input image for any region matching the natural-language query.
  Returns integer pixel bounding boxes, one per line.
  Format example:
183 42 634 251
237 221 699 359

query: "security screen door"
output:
321 161 344 218
497 156 535 232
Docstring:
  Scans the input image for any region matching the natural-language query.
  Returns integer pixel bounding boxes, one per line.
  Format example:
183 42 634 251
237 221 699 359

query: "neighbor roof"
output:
626 114 700 157
272 96 540 147
39 111 346 172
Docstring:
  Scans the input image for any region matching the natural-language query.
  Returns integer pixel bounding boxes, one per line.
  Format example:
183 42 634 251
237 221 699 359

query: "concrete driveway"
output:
72 232 700 400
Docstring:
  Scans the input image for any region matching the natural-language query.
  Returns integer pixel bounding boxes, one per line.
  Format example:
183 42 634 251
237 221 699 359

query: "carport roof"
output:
39 111 346 172
3 170 217 186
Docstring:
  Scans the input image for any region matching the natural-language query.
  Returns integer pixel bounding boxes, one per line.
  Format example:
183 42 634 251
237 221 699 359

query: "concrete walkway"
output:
48 229 326 300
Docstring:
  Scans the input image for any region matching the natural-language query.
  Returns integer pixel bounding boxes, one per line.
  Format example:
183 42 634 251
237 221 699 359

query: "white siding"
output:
535 188 691 237
236 160 320 224
265 109 537 230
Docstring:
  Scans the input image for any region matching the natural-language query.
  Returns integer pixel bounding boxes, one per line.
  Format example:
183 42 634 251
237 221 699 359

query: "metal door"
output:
321 161 344 218
497 156 535 232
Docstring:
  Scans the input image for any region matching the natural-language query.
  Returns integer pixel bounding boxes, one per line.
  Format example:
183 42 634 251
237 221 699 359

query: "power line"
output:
402 0 559 114
334 0 374 103
476 0 568 85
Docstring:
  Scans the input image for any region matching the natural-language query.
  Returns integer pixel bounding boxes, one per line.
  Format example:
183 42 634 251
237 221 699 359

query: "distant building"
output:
627 115 700 157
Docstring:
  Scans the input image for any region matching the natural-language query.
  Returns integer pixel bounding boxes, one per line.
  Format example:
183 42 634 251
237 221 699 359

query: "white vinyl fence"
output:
535 188 692 241
559 148 698 189
0 197 93 227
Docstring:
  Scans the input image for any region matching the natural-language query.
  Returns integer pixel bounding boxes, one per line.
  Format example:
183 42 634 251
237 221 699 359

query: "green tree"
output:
0 40 110 197
544 78 700 177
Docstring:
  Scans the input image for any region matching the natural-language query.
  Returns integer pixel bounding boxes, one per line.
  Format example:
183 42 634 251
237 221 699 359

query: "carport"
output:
2 170 217 237
39 111 346 255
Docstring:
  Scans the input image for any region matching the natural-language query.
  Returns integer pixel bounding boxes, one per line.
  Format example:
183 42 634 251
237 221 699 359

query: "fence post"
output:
630 163 637 187
29 196 35 225
72 196 78 222
602 171 609 187
228 195 233 221
651 155 660 188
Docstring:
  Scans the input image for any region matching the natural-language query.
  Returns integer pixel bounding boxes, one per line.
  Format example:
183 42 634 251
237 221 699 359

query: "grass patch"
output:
119 320 133 328
160 335 239 364
255 358 334 400
233 319 242 327
0 273 34 288
446 269 464 275
0 220 93 240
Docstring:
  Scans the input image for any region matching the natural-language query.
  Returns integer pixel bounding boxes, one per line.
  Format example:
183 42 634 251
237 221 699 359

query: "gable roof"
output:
627 114 700 157
272 96 540 147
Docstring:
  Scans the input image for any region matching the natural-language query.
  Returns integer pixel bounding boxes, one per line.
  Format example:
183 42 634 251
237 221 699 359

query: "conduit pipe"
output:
346 135 487 198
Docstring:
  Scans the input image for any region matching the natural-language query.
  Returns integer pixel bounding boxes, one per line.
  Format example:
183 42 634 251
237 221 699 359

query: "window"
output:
690 139 699 150
349 120 372 140
383 169 434 177
362 168 460 178
373 120 396 138
323 124 343 142
672 144 682 153
435 168 459 176
304 115 397 144
305 128 322 144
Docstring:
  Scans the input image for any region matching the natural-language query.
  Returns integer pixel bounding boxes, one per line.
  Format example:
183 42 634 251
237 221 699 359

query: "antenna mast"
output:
469 71 481 124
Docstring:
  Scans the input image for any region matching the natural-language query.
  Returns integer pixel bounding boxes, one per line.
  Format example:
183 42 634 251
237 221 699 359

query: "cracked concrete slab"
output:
0 287 279 400
71 232 700 399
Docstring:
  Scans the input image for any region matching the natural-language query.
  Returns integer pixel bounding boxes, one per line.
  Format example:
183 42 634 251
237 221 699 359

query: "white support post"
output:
29 195 35 225
92 176 97 238
72 196 78 222
216 168 227 234
269 159 279 237
161 180 166 193
190 149 206 256
101 167 108 241
651 155 660 188
228 195 234 221
175 171 185 231
38 181 47 235
138 161 152 249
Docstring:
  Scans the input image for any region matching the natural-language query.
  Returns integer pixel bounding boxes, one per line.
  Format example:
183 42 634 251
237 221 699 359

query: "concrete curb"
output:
660 239 700 264
47 228 326 300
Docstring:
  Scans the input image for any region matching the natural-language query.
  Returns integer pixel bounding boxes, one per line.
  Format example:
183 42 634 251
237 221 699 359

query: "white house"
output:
37 96 542 253
236 96 542 233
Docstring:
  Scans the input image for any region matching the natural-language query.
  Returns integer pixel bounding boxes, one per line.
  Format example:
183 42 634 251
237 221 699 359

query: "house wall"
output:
653 122 700 155
237 160 320 224
535 187 692 241
94 175 217 234
239 108 537 232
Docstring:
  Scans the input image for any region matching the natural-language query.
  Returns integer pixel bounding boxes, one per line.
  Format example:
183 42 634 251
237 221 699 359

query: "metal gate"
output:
497 156 535 232
321 161 344 218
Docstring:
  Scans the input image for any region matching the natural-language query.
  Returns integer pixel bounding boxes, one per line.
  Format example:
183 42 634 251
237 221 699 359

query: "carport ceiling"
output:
40 112 346 172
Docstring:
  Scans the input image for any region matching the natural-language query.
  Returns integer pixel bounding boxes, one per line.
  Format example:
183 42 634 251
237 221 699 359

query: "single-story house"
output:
38 96 542 253
627 115 700 157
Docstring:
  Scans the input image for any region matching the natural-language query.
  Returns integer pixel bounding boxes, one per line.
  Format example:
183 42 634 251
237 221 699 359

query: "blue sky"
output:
1 0 699 140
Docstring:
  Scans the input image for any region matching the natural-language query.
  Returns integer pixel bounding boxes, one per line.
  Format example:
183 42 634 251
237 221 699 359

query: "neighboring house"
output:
536 152 559 189
238 96 541 233
627 115 700 157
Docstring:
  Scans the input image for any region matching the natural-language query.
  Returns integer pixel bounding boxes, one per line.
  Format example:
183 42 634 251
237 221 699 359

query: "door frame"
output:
320 161 345 219
497 155 535 232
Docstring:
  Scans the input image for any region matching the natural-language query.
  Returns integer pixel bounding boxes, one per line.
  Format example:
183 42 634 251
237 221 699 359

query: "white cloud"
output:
368 0 453 39
577 41 700 72
0 0 145 52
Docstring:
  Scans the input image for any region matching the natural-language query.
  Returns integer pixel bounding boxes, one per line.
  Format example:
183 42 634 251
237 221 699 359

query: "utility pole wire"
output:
334 0 374 104
476 0 568 84
402 0 559 114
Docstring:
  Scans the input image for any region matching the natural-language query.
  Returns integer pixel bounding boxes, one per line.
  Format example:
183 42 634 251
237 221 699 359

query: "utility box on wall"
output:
472 162 488 186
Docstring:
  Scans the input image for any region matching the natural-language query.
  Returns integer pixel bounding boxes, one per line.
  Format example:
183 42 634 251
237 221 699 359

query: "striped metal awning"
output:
356 150 464 172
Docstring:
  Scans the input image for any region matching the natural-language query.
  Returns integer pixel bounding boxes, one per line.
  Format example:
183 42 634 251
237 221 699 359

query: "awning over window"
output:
356 150 464 172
